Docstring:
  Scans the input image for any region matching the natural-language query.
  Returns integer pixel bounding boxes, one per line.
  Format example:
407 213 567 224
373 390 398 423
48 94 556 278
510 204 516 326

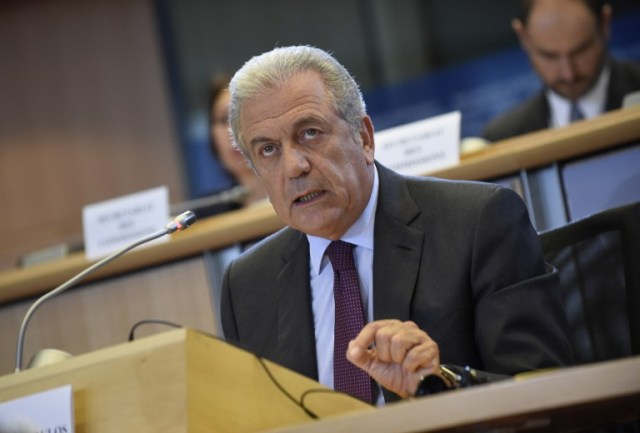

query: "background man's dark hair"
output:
517 0 609 26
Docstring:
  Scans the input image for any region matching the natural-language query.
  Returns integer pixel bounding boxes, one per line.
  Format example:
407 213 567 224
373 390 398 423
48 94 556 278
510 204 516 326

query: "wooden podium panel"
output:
0 329 371 433
1 332 637 433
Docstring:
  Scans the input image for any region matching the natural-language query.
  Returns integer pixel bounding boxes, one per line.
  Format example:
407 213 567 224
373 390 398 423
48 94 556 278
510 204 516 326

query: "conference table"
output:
0 328 638 432
265 356 640 433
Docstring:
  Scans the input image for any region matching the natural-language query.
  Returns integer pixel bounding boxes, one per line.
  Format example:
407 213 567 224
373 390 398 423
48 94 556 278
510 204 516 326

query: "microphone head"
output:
166 210 197 233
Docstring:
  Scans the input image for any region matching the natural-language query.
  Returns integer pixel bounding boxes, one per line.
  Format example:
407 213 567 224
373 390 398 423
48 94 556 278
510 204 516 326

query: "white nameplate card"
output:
83 186 169 261
0 385 74 433
374 111 461 176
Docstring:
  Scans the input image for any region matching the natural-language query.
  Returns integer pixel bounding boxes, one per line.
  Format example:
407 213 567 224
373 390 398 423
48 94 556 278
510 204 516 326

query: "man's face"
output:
238 71 375 240
515 0 609 100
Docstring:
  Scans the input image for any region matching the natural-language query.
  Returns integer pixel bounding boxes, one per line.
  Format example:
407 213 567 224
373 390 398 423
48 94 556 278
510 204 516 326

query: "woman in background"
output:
209 74 267 207
206 75 269 334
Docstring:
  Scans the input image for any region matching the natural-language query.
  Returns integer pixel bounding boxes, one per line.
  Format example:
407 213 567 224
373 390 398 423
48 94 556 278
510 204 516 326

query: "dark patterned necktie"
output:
326 240 373 403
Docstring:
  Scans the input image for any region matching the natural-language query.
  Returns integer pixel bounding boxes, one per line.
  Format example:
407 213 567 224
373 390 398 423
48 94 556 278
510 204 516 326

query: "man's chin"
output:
551 81 591 101
291 220 343 239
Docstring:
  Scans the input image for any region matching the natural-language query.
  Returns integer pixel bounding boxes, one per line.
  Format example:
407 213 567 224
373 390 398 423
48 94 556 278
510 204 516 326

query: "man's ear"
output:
360 116 375 165
512 18 529 51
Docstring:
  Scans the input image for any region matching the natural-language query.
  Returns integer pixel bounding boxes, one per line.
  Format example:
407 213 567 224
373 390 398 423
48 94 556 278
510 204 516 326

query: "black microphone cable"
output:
128 319 184 342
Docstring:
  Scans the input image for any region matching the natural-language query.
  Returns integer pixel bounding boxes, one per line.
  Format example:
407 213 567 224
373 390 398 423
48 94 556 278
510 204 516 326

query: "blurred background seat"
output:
538 201 640 364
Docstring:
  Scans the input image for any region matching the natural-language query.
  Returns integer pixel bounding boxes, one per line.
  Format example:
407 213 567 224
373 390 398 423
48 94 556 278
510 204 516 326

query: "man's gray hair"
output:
228 45 367 160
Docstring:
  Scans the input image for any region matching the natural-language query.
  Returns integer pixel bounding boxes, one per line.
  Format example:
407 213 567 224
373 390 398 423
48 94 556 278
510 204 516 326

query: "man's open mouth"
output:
295 191 323 204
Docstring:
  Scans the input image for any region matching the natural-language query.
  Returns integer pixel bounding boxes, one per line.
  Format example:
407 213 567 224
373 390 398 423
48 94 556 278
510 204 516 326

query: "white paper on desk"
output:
0 385 74 433
374 111 461 176
82 185 170 261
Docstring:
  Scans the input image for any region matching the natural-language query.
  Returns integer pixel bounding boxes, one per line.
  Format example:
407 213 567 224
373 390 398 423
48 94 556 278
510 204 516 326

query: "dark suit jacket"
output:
221 163 573 402
482 58 640 142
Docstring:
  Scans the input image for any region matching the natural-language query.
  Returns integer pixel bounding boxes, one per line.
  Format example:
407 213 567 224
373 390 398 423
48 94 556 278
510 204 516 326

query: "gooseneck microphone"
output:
14 211 197 372
169 185 249 216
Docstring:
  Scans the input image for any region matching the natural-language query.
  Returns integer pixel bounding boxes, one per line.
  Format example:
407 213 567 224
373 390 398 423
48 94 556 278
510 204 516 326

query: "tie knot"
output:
570 102 584 122
326 241 355 271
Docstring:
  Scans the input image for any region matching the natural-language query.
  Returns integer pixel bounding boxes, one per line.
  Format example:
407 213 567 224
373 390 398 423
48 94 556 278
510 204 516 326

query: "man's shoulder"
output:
406 175 513 208
610 58 640 94
377 170 531 248
380 166 517 215
612 58 640 78
482 92 548 142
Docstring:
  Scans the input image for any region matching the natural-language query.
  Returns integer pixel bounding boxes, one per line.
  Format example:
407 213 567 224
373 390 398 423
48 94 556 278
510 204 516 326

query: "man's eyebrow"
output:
249 135 274 149
536 35 596 58
247 115 330 149
292 115 327 131
568 36 596 57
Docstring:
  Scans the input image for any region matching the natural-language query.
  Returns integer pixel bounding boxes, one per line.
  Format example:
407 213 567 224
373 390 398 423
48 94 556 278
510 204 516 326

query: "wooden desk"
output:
0 329 371 433
0 200 284 305
265 356 640 433
431 105 640 181
1 331 637 432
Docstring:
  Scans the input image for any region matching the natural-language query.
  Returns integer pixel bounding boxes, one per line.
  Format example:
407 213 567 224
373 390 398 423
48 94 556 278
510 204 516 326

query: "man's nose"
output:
282 143 310 178
557 56 577 81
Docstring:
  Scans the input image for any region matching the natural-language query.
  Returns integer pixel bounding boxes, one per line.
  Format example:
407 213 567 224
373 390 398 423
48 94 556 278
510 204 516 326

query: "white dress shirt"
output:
547 64 611 128
307 166 379 394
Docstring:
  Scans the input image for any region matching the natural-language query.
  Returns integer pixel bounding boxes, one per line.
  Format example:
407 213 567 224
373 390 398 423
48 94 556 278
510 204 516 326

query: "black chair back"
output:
538 202 640 364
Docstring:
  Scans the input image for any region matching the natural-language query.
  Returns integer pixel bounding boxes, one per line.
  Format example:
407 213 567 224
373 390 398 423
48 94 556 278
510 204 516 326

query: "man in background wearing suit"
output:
221 46 572 404
483 0 640 142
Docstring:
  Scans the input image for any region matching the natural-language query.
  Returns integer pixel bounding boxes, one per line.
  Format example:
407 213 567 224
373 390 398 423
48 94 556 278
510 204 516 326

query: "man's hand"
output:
346 320 440 398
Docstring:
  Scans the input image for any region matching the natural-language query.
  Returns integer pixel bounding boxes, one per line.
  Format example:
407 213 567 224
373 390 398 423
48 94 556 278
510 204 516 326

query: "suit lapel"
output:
373 165 425 322
531 91 551 130
605 59 626 110
274 231 319 380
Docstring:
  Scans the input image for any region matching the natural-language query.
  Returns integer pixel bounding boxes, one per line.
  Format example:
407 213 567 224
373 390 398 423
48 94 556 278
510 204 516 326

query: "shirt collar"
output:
307 166 379 276
546 63 610 128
